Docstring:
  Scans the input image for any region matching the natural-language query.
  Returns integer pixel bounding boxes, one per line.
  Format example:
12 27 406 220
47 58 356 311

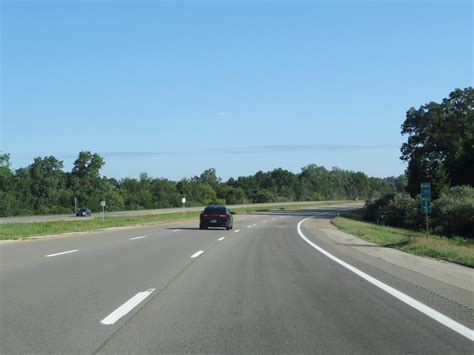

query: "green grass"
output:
0 211 202 240
0 201 350 240
332 212 474 268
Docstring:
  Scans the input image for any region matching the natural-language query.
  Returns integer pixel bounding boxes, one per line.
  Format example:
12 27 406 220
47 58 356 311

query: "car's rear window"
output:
204 206 226 213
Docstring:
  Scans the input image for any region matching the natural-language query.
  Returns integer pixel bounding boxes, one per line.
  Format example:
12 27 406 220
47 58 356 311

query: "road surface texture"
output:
1 206 472 354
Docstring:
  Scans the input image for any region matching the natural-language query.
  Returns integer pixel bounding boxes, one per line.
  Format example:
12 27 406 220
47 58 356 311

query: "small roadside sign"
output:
420 182 431 234
181 198 186 204
101 200 106 221
420 183 431 214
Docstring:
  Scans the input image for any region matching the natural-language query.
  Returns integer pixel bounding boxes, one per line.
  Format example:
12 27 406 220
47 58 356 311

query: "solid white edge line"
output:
218 237 225 241
234 230 241 233
45 249 78 257
130 236 148 240
172 229 181 232
100 289 155 325
297 217 474 341
191 250 204 258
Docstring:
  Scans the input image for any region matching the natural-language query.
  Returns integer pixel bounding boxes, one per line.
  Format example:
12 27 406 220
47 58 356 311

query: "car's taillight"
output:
219 214 228 219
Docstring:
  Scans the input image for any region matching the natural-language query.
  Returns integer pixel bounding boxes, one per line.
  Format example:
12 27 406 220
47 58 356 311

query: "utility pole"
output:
426 211 429 235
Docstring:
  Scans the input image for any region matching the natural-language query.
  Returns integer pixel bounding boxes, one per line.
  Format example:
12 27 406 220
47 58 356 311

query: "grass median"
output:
0 201 344 240
331 210 474 268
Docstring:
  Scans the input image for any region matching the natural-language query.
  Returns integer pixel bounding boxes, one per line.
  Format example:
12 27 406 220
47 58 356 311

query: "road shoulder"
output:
302 217 473 328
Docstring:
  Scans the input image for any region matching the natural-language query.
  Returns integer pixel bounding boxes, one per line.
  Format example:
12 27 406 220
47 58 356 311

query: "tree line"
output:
400 87 473 198
0 151 405 217
365 87 473 238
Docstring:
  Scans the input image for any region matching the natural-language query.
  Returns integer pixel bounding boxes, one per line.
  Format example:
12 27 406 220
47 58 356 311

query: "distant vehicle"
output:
199 205 234 230
76 208 92 217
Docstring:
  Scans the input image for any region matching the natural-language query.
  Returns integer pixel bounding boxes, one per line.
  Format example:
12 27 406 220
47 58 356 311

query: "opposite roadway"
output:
0 206 472 354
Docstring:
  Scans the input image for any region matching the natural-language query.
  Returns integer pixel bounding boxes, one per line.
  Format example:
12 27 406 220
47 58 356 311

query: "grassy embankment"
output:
0 201 350 240
332 210 473 268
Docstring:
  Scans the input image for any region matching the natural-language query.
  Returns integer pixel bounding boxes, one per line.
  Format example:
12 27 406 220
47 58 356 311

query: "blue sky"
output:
1 0 472 181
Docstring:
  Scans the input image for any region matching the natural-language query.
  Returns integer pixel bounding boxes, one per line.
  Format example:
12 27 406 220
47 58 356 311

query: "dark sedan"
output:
199 205 234 230
76 208 92 217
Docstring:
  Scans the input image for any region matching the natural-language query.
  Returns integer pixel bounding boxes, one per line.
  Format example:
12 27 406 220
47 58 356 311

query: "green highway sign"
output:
421 206 432 214
420 182 431 214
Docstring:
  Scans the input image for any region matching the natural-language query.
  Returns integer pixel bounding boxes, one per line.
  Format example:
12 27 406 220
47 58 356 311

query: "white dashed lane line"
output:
218 237 225 241
234 230 241 233
100 289 155 325
130 236 148 240
45 249 78 258
191 250 204 258
172 229 181 232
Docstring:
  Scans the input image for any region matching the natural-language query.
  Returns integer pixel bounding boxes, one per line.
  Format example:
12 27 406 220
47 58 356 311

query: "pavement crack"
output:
92 240 225 354
92 258 201 354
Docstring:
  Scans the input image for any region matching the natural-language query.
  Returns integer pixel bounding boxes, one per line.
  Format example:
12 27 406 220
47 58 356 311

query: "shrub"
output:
379 193 419 228
218 186 245 205
432 186 474 238
254 189 276 203
365 186 474 238
310 192 324 201
364 193 396 222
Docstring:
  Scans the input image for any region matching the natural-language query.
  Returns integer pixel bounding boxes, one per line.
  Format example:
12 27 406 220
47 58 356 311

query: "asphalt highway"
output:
0 207 472 354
